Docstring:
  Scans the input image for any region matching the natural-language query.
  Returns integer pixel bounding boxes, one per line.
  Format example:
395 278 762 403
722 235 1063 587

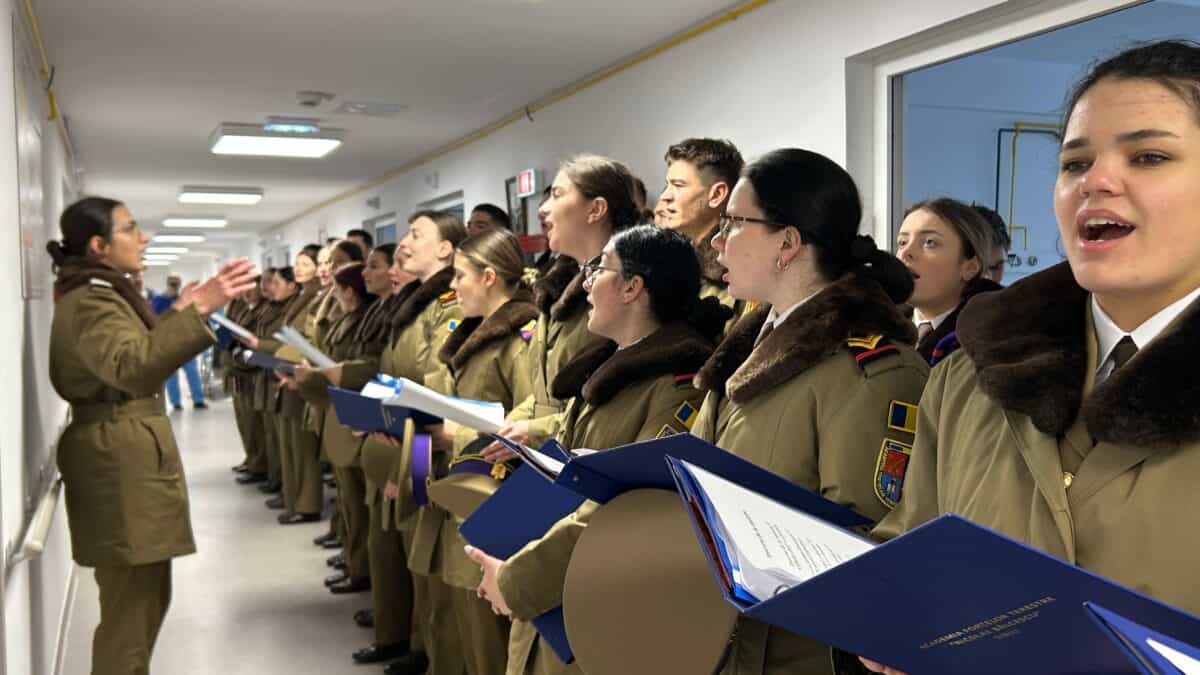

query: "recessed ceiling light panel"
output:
146 246 189 254
163 217 227 229
210 122 345 158
153 235 206 243
144 254 179 261
179 186 264 205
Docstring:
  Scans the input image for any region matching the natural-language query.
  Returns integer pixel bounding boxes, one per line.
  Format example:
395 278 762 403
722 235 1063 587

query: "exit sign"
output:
516 169 537 197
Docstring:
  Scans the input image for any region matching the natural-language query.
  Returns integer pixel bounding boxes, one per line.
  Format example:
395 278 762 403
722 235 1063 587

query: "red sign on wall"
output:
516 169 537 197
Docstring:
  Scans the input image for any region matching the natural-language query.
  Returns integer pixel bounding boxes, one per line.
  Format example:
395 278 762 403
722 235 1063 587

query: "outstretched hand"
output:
177 258 259 316
860 658 908 675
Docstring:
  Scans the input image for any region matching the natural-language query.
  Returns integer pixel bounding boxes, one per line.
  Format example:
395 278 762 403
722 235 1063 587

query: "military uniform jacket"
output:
227 300 268 397
355 269 460 524
300 301 372 467
875 262 1200 621
690 273 928 675
911 276 1003 366
222 297 248 393
51 281 215 567
302 287 342 435
427 293 538 590
250 297 291 412
274 284 321 419
497 322 717 672
505 256 603 446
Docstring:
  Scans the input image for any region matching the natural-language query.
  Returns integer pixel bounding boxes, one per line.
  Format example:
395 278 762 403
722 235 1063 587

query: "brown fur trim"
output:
697 226 727 287
695 273 916 403
390 267 453 337
550 269 589 322
534 256 580 314
959 261 1200 446
438 289 539 372
916 277 1003 362
552 323 715 405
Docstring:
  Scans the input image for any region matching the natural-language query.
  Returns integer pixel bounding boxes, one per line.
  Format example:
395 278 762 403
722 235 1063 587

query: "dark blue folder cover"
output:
328 387 392 434
245 351 296 375
459 464 585 664
214 325 235 350
675 498 1200 675
553 434 870 529
1086 603 1200 675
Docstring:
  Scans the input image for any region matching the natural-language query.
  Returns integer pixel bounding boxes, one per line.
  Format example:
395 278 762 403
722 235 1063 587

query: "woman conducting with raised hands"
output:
693 149 928 675
469 225 732 675
864 39 1200 675
47 196 256 675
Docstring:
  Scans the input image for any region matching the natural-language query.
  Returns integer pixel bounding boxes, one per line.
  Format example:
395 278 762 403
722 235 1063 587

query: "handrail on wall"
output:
5 474 63 575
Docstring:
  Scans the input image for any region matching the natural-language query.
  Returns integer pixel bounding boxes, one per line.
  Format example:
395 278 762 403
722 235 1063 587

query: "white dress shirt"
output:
1091 287 1200 384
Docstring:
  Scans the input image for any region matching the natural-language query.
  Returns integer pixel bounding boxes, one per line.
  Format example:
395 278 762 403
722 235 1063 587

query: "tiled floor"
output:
62 399 374 674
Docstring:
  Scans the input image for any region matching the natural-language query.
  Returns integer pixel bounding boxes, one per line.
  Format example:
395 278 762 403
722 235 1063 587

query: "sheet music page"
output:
277 326 338 368
210 313 254 340
681 460 874 602
385 376 505 433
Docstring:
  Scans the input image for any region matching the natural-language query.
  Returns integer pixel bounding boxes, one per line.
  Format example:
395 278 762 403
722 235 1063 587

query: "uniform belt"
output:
71 397 164 424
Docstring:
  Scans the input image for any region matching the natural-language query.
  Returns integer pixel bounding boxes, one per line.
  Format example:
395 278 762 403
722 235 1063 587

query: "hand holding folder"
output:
665 455 1200 675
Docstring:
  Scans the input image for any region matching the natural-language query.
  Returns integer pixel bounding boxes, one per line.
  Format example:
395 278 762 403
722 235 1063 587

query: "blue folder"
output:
666 457 1200 675
459 464 586 664
1087 603 1200 675
214 325 235 350
245 350 297 375
553 434 871 529
329 387 442 435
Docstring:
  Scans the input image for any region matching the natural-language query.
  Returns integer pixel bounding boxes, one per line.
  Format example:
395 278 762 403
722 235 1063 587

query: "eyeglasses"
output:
717 213 793 239
581 261 622 282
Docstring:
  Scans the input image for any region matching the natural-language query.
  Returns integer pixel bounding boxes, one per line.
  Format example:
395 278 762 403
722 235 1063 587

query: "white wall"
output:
264 0 1008 252
2 3 84 673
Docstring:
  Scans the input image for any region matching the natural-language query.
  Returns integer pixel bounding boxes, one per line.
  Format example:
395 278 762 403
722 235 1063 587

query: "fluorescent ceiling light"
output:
144 254 179 261
163 217 227 229
143 260 171 267
146 246 188 254
178 186 264 205
153 235 206 243
210 122 345 158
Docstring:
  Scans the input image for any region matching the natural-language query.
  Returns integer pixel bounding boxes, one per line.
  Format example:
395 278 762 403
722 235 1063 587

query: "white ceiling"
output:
36 0 741 255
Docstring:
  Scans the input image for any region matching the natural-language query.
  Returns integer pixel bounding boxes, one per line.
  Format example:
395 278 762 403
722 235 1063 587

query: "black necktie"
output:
1112 336 1138 371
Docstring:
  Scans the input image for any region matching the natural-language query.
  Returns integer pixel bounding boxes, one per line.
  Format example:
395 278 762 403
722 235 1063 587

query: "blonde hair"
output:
457 229 527 290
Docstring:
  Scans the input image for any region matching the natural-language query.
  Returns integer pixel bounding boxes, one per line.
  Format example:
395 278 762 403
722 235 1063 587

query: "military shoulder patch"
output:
88 278 114 288
673 400 698 430
887 400 918 434
519 319 537 343
656 423 681 439
874 437 912 510
845 334 898 370
447 319 460 332
438 290 457 305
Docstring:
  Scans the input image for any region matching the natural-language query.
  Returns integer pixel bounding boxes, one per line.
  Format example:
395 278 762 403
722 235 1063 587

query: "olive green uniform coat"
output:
428 294 538 675
504 257 600 447
50 275 216 675
875 263 1200 624
690 274 927 675
498 322 718 675
272 284 323 514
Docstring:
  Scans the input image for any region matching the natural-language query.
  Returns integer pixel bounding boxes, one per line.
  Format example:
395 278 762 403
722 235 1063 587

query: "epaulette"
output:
673 373 696 389
519 319 537 343
438 290 457 305
89 278 113 288
845 334 900 371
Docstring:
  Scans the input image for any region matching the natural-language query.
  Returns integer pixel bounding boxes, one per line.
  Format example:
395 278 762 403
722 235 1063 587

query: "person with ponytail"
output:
353 211 465 675
290 258 377 597
416 228 540 675
269 245 325 524
896 197 1001 365
469 225 732 675
686 149 928 675
240 265 304 499
865 39 1200 675
47 196 256 674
